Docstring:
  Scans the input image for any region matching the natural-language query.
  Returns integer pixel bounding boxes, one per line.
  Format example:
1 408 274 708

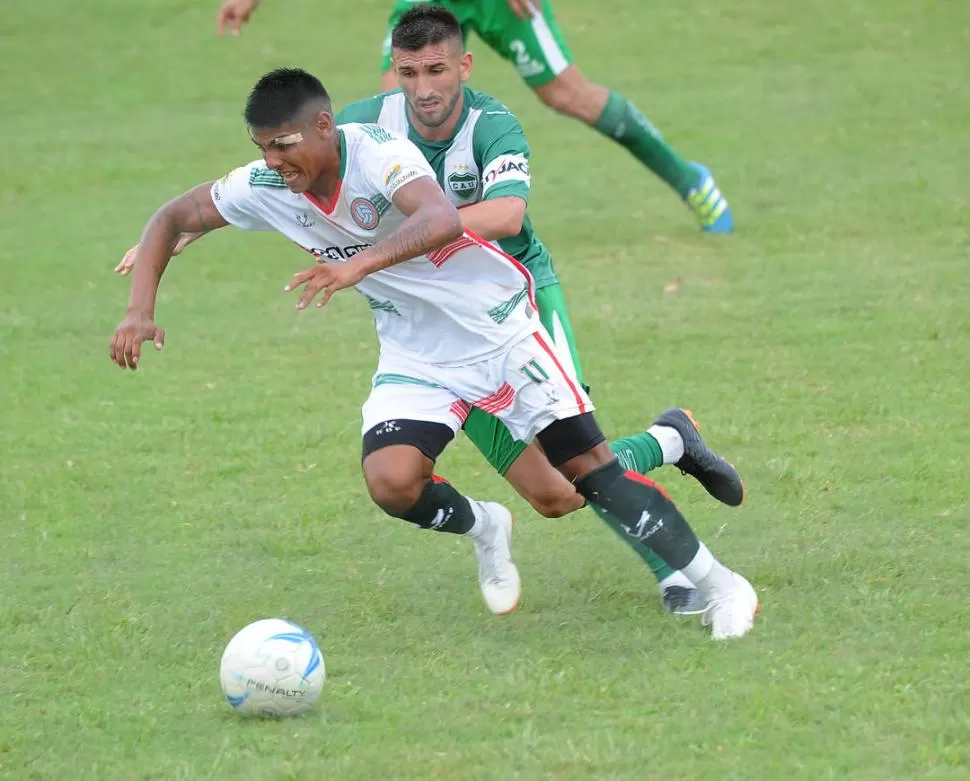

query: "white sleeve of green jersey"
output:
473 109 531 203
210 162 276 231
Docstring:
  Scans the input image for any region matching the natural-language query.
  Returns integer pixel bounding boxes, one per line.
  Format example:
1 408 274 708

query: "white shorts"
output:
361 327 594 443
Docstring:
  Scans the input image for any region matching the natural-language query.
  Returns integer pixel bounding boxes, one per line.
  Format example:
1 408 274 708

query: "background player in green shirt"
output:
216 0 734 234
362 5 746 614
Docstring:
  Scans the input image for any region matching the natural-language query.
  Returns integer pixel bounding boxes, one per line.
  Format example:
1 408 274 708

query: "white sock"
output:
681 542 735 598
657 570 694 594
465 499 487 538
646 424 685 464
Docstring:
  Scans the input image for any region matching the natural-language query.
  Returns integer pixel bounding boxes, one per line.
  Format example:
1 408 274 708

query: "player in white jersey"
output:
214 132 538 368
109 68 758 639
116 7 745 617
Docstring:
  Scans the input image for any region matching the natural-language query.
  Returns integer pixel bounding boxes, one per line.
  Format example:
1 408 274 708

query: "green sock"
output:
611 431 664 474
586 432 673 583
589 503 677 582
593 90 701 198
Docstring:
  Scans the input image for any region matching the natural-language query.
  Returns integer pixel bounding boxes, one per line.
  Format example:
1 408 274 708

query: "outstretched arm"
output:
124 182 227 317
109 182 229 369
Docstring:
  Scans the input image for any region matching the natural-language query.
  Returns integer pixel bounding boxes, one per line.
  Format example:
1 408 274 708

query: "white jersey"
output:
211 123 537 366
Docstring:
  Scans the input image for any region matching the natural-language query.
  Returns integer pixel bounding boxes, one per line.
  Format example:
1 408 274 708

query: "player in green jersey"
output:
215 0 734 233
361 5 746 613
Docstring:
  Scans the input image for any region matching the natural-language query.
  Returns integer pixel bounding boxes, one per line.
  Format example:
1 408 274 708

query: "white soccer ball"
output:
219 618 325 717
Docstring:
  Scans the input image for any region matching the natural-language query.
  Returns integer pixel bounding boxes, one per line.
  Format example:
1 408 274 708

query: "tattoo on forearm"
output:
368 216 435 272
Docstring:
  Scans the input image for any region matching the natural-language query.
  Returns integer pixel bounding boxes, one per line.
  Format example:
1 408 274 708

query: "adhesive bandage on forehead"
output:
251 130 305 149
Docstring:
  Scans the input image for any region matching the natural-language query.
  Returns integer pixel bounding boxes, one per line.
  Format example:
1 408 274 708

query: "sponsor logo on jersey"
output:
482 154 530 190
306 243 373 261
384 163 421 194
296 212 314 228
384 164 402 186
447 166 479 200
350 197 380 230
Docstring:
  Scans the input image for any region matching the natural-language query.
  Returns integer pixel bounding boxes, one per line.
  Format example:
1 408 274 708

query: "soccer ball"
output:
219 618 325 717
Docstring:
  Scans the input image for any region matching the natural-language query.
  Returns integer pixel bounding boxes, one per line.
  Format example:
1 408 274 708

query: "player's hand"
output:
217 0 260 37
505 0 534 20
109 312 166 371
114 233 202 276
284 262 365 310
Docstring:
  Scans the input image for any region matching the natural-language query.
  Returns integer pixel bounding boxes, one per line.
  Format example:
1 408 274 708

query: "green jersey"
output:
335 87 558 289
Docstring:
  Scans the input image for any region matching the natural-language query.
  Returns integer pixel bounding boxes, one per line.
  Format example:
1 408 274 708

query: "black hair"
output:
244 68 332 129
391 5 462 52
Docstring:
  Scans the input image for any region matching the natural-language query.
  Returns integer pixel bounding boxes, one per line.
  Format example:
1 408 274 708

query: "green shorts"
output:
462 283 586 475
380 0 574 88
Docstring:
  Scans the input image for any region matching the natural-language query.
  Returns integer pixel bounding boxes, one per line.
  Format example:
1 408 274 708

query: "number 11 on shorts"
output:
519 358 550 384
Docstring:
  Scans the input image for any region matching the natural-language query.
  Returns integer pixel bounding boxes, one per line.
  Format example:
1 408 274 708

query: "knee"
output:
364 466 425 516
535 75 603 122
525 483 584 519
536 80 584 118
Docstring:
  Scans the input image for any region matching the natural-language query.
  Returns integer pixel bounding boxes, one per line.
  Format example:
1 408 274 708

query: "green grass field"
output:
2 0 969 778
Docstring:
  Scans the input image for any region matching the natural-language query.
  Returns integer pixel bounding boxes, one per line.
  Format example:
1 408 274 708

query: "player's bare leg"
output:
362 440 520 615
531 66 608 124
532 65 732 233
502 443 585 519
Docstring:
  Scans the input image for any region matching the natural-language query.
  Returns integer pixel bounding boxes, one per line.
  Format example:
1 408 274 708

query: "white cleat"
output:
470 501 521 615
702 572 759 640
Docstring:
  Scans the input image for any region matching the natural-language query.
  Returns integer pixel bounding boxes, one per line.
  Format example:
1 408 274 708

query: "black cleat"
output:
662 585 709 616
653 408 745 507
